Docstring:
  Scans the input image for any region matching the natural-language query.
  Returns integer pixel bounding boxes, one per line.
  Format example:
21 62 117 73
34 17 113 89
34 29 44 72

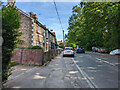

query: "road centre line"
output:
72 58 98 88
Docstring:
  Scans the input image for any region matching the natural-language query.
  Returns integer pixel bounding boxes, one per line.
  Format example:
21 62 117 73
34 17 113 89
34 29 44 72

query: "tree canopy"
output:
67 2 120 51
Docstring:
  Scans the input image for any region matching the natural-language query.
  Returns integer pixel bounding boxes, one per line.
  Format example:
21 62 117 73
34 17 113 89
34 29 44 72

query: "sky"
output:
3 1 80 41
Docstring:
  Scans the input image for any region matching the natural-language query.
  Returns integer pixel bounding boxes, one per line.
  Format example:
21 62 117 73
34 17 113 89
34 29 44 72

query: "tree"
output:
2 5 22 83
59 43 64 48
67 2 120 51
55 38 57 44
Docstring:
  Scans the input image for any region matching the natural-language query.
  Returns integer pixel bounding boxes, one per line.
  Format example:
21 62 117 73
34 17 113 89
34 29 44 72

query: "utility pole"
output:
63 30 65 49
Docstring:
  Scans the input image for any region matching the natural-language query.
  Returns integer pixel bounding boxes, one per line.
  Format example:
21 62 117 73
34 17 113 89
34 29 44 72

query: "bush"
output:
26 46 43 50
9 62 19 67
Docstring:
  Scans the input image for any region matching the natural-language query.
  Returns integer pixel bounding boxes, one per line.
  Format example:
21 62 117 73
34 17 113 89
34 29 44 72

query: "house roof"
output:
6 4 56 37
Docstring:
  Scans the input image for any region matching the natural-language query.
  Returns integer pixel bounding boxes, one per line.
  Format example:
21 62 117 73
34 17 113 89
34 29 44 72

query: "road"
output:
4 51 119 89
74 51 119 88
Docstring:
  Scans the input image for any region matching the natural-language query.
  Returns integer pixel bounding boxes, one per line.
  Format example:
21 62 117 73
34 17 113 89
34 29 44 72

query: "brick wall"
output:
11 49 60 66
11 49 22 63
11 49 43 65
22 49 42 65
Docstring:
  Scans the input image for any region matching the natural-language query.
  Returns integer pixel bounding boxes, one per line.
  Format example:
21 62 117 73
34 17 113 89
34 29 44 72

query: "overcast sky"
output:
3 2 80 41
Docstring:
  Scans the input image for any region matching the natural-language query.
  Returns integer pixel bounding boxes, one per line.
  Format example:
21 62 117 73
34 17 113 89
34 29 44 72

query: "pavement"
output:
8 65 37 81
4 53 82 88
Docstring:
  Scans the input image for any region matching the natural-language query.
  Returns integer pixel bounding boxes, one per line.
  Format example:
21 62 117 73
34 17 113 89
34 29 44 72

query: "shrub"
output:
9 62 19 67
26 46 43 50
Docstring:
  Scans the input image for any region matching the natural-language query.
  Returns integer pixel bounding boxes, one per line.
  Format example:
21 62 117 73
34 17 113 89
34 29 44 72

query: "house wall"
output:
39 27 43 47
33 22 37 46
33 22 44 48
18 12 33 48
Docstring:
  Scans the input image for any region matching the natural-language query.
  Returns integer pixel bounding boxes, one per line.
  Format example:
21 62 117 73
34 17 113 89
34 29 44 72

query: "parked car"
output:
92 47 99 52
76 47 85 53
98 48 108 53
110 49 120 55
63 47 74 57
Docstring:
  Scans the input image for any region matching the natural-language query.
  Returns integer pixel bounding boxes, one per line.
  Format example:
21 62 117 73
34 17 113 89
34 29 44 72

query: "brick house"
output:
7 0 57 51
48 31 56 50
43 26 56 52
7 0 35 47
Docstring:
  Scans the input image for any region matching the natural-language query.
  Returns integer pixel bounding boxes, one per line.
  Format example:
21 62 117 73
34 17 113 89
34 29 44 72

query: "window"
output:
65 48 73 50
45 31 47 37
36 41 39 45
43 30 45 37
38 26 40 33
53 37 54 42
50 34 51 40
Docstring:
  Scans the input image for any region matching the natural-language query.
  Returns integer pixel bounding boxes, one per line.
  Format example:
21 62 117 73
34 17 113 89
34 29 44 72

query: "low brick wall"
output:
11 49 43 65
11 49 60 66
11 49 22 63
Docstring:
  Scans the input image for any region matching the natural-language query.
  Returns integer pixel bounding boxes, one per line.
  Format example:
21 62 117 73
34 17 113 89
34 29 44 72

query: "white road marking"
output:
72 58 98 88
96 58 115 66
96 58 102 60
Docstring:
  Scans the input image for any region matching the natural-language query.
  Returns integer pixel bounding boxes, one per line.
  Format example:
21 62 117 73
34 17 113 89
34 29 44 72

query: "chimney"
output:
33 14 38 20
29 12 33 17
7 0 15 6
29 12 38 20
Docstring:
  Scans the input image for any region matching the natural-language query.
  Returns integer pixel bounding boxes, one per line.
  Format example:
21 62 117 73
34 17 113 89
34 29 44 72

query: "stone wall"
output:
18 12 33 47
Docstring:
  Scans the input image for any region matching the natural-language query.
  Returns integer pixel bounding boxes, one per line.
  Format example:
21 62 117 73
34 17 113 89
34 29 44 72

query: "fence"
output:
11 49 60 66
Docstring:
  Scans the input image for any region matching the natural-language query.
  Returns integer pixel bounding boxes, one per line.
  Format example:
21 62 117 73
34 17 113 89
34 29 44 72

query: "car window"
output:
65 48 73 50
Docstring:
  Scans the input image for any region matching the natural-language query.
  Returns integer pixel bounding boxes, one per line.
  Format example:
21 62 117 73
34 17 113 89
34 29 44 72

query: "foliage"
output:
67 2 120 51
2 5 22 82
26 46 43 50
9 62 19 67
59 43 64 48
55 38 57 44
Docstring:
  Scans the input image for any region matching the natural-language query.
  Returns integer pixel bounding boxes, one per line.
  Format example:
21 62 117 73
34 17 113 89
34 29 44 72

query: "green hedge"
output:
26 46 43 50
9 62 19 67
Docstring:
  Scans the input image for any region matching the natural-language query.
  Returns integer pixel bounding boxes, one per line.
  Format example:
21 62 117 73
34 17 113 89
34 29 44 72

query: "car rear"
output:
63 47 74 57
101 49 108 53
76 47 85 53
